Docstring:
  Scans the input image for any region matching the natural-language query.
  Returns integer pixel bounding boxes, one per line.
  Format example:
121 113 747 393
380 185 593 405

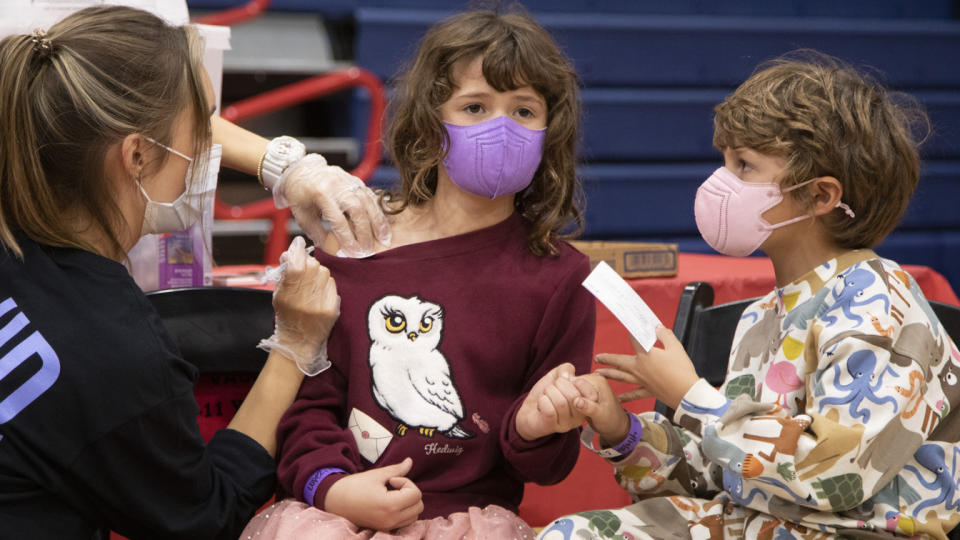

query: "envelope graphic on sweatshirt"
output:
348 408 393 463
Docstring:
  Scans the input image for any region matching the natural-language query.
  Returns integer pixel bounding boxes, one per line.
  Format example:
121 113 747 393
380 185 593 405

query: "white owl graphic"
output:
367 294 474 439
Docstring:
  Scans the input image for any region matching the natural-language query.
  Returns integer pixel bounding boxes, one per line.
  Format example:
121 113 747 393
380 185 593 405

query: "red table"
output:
208 254 960 526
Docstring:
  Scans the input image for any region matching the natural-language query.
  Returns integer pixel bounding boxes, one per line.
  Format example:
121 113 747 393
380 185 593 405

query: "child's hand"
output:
515 363 586 441
595 326 699 411
571 374 632 446
324 457 423 531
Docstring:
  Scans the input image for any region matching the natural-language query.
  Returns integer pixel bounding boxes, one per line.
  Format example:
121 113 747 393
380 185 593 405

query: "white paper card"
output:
582 261 662 351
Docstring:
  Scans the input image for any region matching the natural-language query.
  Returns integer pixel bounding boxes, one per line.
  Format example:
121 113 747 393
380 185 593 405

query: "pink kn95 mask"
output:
694 166 855 257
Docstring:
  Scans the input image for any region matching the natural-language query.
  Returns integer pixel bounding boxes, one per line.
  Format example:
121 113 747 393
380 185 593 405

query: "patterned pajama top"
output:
580 250 960 539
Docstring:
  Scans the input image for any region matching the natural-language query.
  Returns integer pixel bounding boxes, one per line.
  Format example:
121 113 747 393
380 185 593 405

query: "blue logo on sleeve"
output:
0 297 60 441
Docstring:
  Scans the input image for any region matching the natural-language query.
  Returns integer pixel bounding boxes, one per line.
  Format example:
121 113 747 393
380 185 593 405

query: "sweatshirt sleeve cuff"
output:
507 418 563 452
674 378 731 426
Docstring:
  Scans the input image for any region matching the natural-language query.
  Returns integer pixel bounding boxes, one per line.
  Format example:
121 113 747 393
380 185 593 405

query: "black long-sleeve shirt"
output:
0 234 275 539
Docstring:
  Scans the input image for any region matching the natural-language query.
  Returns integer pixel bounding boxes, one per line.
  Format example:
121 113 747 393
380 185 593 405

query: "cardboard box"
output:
571 241 678 279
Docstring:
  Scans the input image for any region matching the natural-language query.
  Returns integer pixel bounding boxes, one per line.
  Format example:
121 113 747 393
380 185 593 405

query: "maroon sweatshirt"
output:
275 213 596 518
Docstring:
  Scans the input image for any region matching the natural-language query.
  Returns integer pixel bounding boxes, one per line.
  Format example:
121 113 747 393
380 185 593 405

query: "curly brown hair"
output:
713 50 929 249
385 8 583 256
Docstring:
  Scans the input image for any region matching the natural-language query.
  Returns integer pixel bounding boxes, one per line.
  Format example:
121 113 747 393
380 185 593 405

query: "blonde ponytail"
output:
0 6 211 259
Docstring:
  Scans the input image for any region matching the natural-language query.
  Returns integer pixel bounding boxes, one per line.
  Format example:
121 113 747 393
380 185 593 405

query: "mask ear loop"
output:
836 202 856 219
134 164 153 203
143 136 194 163
783 178 856 219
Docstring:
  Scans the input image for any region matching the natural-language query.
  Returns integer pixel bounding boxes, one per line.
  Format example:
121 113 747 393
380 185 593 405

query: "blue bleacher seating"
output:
348 4 960 293
355 10 960 87
188 0 955 19
187 0 960 292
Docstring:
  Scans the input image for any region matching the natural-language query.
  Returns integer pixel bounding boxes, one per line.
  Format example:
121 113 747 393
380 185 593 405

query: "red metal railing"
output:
215 67 386 264
192 0 271 26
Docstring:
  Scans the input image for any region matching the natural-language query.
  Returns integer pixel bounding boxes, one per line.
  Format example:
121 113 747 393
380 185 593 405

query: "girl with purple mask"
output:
241 9 595 539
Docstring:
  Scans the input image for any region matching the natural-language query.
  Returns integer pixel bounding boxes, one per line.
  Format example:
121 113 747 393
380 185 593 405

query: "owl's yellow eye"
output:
419 316 433 333
385 313 406 333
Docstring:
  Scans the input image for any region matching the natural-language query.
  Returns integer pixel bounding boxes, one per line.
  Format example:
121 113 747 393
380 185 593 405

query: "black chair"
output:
932 299 960 344
145 286 274 374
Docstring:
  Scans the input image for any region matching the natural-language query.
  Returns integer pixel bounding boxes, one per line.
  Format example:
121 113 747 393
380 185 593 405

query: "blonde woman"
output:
0 6 341 538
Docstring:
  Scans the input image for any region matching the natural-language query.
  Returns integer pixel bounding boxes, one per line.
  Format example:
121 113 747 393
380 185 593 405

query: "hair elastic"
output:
30 28 53 58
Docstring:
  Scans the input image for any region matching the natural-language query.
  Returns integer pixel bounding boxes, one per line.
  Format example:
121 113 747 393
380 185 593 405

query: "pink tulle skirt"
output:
240 499 536 540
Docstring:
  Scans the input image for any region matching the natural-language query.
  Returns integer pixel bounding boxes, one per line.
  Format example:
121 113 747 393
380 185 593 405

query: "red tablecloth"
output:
208 254 960 526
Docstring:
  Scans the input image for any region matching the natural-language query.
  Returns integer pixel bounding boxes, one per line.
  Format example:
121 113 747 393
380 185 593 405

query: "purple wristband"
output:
610 412 643 456
303 467 346 506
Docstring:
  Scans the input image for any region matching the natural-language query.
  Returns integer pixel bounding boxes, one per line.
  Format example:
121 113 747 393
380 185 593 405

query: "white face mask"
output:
138 138 221 236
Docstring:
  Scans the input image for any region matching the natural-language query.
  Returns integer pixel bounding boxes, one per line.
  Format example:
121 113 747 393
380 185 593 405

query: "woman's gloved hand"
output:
275 154 391 258
258 236 340 375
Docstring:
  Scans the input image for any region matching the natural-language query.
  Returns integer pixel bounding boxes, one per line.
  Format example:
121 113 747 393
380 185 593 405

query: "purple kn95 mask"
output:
442 115 546 199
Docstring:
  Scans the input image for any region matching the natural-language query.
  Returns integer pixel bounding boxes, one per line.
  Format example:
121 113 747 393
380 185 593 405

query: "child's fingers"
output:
618 387 653 403
543 383 575 420
386 478 424 526
554 362 576 379
537 393 558 420
376 457 413 481
387 475 412 492
528 362 571 400
595 353 637 370
628 334 650 356
573 395 602 417
387 476 420 498
543 362 574 385
594 367 642 385
553 375 581 403
654 325 681 349
392 501 425 530
572 376 600 401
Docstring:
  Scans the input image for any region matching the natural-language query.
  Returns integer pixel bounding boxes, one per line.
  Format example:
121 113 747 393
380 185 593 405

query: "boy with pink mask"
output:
539 52 960 539
240 9 595 539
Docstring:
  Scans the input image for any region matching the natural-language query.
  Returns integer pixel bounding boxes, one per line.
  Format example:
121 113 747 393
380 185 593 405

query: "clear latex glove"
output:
262 246 315 283
258 236 340 375
274 154 391 258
